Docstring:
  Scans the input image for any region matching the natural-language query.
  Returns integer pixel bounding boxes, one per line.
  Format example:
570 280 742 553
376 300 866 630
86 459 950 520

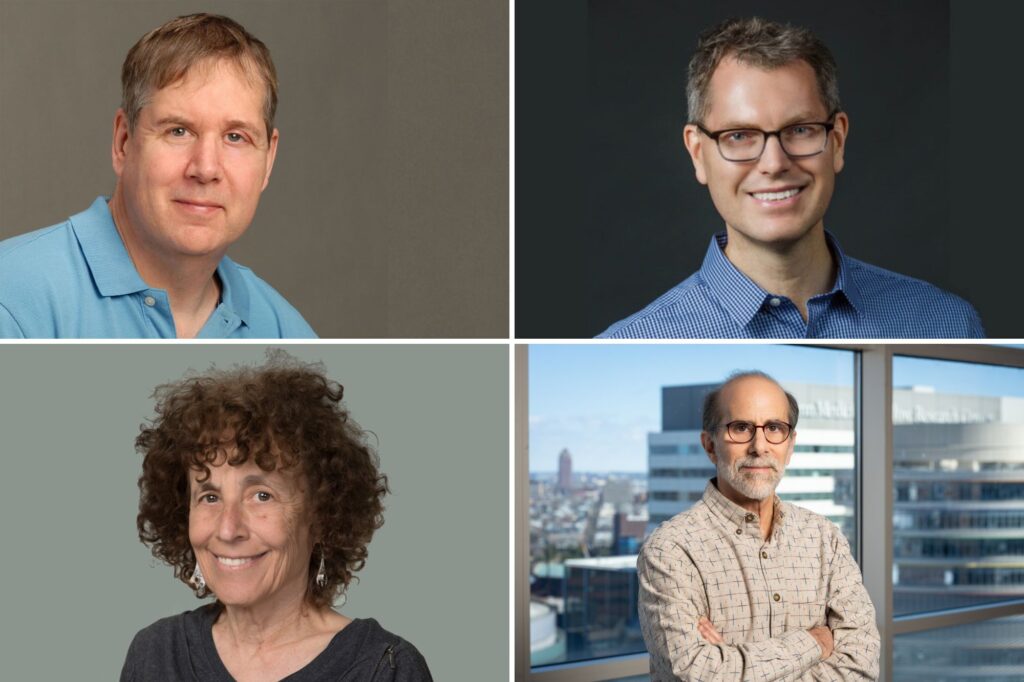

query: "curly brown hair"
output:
136 350 388 609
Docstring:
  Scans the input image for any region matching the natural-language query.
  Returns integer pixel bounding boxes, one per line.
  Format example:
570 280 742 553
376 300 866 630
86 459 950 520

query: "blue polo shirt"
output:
598 232 984 339
0 197 317 338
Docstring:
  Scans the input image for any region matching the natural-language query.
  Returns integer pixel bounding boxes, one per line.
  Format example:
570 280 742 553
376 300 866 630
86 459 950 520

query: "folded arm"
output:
803 532 880 681
638 538 822 681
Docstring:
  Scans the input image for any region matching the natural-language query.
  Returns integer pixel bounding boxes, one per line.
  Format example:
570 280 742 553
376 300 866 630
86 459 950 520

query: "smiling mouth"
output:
215 551 268 567
749 187 803 202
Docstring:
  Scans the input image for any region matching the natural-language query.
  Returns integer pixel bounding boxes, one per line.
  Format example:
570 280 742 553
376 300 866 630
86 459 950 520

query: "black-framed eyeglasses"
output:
717 420 793 444
694 115 837 162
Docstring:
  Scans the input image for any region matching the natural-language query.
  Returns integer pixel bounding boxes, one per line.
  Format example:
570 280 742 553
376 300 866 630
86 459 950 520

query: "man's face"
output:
111 58 278 260
700 375 795 505
683 57 849 249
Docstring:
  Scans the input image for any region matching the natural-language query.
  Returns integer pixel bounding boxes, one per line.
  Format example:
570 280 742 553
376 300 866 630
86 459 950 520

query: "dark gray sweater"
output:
120 604 433 681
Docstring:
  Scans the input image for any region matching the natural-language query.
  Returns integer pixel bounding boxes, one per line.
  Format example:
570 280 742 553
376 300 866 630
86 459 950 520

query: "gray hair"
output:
686 16 841 125
701 370 799 433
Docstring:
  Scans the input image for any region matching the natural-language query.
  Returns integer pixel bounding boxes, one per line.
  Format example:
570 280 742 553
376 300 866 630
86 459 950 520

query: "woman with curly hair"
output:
120 352 432 681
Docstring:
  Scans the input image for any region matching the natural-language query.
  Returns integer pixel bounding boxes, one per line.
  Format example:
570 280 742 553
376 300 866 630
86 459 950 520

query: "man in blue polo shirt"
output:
0 14 315 338
599 17 983 339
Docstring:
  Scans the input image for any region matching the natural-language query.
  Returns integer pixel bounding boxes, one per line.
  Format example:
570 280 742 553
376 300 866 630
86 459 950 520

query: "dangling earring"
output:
316 548 327 588
191 563 206 592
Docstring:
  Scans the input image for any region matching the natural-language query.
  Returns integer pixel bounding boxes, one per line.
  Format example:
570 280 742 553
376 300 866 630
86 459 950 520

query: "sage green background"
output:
0 344 508 680
0 0 509 338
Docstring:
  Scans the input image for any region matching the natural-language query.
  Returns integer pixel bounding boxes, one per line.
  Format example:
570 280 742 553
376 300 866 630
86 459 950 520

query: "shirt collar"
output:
69 195 252 326
69 196 148 297
702 478 786 538
697 230 863 328
215 257 252 326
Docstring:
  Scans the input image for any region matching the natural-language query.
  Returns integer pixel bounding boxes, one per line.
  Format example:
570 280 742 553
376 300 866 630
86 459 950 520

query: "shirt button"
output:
745 513 755 522
735 528 742 535
143 296 156 307
769 297 782 307
773 593 781 602
761 551 768 559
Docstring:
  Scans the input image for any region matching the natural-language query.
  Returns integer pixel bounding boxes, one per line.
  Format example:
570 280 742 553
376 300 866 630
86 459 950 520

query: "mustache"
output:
735 458 779 472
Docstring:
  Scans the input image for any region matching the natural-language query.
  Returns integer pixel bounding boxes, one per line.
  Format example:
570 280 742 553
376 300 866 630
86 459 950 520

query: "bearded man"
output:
637 371 880 680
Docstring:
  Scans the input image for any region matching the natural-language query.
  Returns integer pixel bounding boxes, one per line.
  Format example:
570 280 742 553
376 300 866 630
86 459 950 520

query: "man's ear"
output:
112 108 130 178
683 124 709 185
700 431 717 464
830 112 849 174
260 127 280 192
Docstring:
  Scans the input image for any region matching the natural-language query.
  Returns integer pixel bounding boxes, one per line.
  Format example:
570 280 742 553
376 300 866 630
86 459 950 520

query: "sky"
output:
528 345 1024 473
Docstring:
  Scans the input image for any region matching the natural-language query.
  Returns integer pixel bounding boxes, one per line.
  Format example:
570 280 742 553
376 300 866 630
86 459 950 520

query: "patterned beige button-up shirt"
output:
638 480 879 681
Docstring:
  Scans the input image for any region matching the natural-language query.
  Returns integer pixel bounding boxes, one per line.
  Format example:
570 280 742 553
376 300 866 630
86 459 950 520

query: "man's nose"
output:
186 135 223 183
747 427 773 454
756 133 792 174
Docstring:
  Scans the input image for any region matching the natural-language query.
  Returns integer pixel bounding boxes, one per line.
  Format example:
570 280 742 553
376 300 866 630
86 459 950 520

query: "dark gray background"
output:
0 344 508 680
516 0 1024 338
0 0 508 338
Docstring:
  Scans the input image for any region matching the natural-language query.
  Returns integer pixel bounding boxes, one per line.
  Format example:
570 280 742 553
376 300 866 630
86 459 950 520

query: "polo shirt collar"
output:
697 230 863 329
69 195 252 326
70 196 148 297
216 257 252 326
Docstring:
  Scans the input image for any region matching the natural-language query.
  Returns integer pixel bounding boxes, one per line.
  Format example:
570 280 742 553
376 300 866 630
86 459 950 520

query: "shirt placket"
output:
762 296 808 337
138 290 176 337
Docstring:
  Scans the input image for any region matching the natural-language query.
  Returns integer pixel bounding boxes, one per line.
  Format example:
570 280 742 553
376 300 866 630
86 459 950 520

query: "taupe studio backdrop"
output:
0 0 508 338
0 344 508 680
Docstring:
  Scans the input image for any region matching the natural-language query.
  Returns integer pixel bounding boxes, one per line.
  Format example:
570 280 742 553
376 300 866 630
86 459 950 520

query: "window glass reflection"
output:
892 356 1024 616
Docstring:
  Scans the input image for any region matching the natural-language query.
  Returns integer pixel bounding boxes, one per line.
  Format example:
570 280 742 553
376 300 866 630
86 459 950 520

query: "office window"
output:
892 356 1024 616
528 345 857 670
893 615 1024 681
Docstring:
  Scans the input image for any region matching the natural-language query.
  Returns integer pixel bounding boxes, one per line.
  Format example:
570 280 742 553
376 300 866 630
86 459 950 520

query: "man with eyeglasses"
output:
599 17 983 338
638 371 880 680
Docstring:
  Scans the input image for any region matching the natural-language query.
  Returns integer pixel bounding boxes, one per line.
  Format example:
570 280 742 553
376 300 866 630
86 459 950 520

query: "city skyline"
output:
529 345 1024 472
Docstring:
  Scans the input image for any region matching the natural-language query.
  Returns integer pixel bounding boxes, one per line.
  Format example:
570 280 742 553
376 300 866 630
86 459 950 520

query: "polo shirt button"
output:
762 551 768 559
143 296 156 307
769 297 782 307
735 528 742 535
773 593 781 602
745 513 755 522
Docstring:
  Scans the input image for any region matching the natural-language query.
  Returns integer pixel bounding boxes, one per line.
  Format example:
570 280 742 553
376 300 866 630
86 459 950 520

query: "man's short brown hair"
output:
686 16 841 125
121 13 278 140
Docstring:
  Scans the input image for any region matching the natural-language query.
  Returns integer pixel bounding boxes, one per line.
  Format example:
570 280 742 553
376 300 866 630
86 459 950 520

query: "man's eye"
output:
255 491 272 502
765 422 782 432
200 493 218 503
169 127 187 137
732 422 753 433
226 132 245 143
786 125 814 138
726 131 754 143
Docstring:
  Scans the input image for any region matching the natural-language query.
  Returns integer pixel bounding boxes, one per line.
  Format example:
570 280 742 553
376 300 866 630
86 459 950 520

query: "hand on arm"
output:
803 530 880 681
638 538 822 681
699 618 834 661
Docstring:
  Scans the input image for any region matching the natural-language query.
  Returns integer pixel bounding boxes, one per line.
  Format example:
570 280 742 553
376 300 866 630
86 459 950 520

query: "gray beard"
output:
718 459 781 501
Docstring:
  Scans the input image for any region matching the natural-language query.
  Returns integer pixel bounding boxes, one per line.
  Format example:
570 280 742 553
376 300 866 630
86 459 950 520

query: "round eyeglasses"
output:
695 119 836 162
718 420 793 444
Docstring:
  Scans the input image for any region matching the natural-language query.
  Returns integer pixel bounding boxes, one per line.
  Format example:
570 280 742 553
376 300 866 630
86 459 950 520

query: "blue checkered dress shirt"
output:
598 232 984 339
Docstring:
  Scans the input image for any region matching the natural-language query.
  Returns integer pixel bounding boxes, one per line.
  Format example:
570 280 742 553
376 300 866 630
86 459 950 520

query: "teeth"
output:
752 188 800 201
217 556 255 566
